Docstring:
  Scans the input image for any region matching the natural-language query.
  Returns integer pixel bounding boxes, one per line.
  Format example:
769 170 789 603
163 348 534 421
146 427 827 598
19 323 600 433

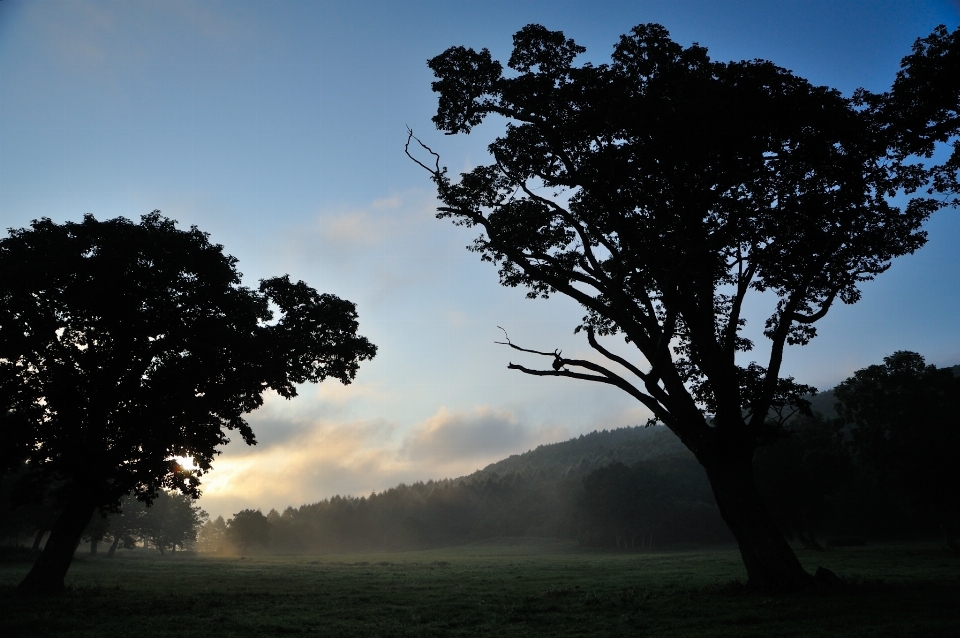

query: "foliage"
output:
835 351 960 550
226 509 271 555
0 212 376 592
138 491 207 554
409 22 951 439
581 456 729 549
409 20 959 588
0 212 376 506
196 516 230 555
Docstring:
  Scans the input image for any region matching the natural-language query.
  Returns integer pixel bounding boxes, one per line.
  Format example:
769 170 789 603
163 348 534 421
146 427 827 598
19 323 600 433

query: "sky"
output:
1 0 959 519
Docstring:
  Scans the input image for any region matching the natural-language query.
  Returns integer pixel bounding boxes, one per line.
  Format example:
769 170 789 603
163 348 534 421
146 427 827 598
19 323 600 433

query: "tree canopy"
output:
835 351 960 552
227 509 271 555
409 22 960 590
0 212 376 593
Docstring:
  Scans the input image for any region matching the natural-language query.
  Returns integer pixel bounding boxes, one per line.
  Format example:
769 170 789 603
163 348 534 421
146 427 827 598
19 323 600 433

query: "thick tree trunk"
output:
89 539 98 555
17 497 97 595
699 448 812 591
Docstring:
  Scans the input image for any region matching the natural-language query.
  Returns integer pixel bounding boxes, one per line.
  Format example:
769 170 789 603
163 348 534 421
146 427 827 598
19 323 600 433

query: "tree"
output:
103 494 146 557
0 212 377 594
139 490 207 554
835 351 960 552
196 515 230 554
227 509 271 555
408 23 959 589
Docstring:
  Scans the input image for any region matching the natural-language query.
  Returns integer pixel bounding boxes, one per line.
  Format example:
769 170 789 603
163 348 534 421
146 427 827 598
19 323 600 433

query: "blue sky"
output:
2 0 959 518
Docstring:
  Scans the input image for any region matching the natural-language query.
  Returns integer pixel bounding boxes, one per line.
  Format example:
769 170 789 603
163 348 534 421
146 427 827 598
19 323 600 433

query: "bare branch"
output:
506 362 671 423
405 128 441 175
495 326 560 359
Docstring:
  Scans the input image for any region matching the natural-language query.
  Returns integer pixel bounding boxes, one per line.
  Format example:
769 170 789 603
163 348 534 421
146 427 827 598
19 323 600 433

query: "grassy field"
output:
2 539 959 637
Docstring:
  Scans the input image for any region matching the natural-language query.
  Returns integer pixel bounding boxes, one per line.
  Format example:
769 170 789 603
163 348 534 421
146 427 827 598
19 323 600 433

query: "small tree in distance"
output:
227 509 272 556
0 212 377 594
409 23 959 589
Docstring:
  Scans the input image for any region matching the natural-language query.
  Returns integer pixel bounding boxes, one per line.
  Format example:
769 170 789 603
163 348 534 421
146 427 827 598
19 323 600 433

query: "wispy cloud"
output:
197 404 568 518
402 406 544 463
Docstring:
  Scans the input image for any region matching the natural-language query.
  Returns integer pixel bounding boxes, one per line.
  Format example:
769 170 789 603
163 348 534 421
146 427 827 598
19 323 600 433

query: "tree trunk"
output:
17 497 98 595
107 534 121 557
700 449 812 591
31 529 47 553
89 539 98 555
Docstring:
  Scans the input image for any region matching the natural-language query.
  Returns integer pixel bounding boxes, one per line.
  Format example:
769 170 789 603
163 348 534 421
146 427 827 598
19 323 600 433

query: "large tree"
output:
0 212 377 594
408 23 959 589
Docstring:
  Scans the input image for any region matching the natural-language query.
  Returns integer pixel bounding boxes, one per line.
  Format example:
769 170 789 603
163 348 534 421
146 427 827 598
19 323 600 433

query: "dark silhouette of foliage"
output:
835 351 960 552
227 509 272 555
753 415 851 550
102 494 147 557
0 212 376 594
408 22 960 589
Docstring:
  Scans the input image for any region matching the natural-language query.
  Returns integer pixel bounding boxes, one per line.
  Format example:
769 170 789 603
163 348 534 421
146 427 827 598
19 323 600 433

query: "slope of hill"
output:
474 425 691 481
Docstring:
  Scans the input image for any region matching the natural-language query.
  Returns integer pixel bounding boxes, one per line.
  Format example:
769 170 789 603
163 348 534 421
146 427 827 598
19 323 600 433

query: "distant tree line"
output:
183 354 958 556
4 354 956 559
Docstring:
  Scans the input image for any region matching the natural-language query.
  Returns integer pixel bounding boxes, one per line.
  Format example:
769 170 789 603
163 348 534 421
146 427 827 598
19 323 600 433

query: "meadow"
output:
2 539 959 637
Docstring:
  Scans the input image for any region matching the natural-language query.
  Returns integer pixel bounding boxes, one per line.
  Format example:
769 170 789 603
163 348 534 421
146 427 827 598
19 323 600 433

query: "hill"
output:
474 425 690 481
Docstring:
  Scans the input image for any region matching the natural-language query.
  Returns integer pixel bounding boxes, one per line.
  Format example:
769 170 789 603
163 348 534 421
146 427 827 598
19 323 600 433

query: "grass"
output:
1 539 959 637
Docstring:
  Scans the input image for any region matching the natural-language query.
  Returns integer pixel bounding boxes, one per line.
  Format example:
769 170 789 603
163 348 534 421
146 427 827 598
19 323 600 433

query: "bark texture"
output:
17 497 97 595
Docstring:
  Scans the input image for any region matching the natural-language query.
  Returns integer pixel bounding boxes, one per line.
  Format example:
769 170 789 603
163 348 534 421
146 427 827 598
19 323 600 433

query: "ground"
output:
2 539 959 637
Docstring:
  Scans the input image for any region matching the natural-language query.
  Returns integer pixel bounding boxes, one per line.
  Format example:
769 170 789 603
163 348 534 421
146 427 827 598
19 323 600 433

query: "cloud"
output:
402 406 535 463
196 405 569 518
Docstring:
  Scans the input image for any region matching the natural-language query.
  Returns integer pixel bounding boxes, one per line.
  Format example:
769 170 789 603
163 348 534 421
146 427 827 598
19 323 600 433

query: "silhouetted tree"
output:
82 512 110 556
835 351 960 552
103 495 146 557
409 23 959 589
227 509 271 555
0 212 377 594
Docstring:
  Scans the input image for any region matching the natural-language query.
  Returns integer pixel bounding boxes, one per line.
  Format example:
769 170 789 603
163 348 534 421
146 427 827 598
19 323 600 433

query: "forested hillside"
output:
478 426 689 478
222 425 730 554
